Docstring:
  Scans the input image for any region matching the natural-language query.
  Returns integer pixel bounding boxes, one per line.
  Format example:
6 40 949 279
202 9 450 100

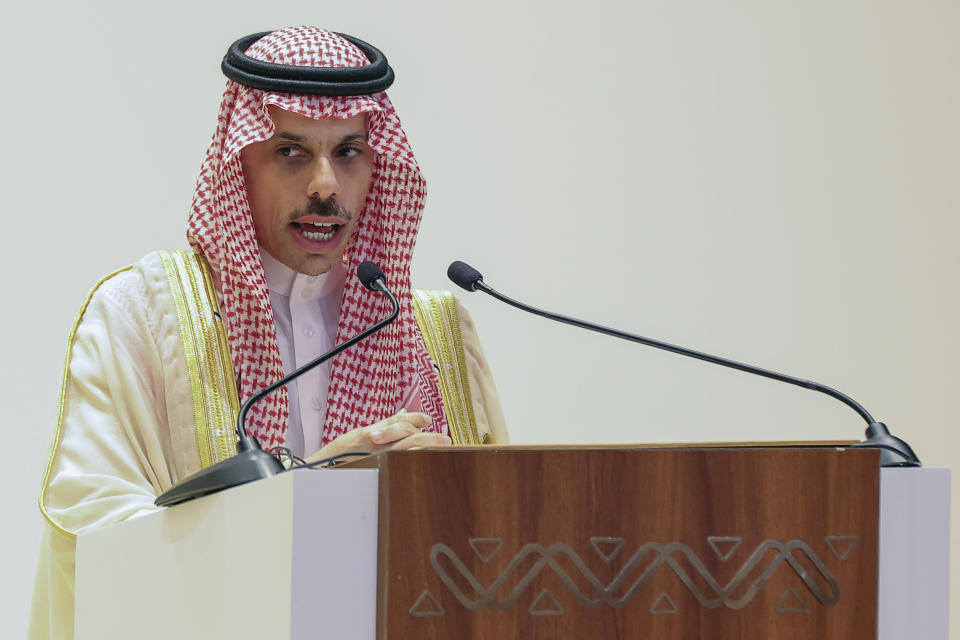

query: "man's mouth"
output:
295 221 342 242
288 217 349 253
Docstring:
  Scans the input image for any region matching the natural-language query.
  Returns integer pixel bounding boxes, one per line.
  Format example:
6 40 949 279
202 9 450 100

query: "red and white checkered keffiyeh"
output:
187 26 447 449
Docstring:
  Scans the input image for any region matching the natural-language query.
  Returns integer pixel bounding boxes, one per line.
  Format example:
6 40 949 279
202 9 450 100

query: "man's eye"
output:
277 146 304 158
337 145 365 158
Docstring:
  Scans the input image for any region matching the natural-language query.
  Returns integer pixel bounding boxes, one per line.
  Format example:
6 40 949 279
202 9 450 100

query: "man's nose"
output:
307 158 339 200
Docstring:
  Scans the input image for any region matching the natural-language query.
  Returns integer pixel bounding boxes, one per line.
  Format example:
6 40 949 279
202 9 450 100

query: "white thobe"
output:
260 249 345 458
28 251 509 640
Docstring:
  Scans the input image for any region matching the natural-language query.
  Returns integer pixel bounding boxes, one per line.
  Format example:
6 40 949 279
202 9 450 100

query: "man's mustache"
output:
288 197 353 222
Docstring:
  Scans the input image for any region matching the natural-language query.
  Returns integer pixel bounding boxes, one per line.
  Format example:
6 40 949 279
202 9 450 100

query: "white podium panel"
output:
75 469 379 640
877 467 950 640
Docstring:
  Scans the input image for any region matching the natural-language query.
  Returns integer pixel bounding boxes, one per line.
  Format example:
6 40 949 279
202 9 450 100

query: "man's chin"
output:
291 252 345 276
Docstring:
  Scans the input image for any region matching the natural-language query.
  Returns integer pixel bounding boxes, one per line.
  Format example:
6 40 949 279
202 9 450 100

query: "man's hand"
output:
305 410 452 464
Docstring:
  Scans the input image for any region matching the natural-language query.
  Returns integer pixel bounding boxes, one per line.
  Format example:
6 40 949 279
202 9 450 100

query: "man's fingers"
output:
408 413 433 428
378 411 432 429
387 432 453 451
368 421 420 445
303 420 450 462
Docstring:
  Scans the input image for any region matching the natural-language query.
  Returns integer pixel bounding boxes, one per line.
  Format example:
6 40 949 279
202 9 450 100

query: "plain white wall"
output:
2 0 957 637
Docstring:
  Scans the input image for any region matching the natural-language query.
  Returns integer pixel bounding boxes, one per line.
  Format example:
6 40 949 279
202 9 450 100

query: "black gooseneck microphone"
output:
156 261 400 507
447 260 920 467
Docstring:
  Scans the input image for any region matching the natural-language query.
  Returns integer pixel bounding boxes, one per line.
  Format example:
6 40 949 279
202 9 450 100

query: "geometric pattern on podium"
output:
706 536 742 562
824 535 859 562
650 592 679 615
412 536 859 617
589 537 625 564
775 587 809 614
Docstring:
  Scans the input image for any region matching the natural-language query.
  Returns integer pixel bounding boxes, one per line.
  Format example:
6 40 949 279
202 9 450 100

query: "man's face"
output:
241 106 374 275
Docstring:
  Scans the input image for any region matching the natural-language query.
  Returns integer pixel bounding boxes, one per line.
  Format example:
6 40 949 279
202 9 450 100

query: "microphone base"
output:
155 436 284 507
849 422 922 468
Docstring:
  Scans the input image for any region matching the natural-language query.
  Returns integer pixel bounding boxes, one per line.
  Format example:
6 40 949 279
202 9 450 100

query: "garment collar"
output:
259 248 346 299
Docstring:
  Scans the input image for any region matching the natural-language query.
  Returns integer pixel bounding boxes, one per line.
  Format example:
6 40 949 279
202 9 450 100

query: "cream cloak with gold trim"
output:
28 250 507 639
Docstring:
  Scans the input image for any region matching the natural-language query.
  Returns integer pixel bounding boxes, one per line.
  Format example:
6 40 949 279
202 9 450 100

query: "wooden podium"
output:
74 446 949 639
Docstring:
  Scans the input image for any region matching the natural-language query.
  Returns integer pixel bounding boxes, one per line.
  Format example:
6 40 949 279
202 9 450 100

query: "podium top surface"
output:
433 440 857 449
343 441 860 467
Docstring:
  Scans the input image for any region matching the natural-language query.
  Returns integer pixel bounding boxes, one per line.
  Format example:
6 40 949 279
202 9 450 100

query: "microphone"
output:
447 260 920 468
358 260 387 292
447 261 483 291
156 261 401 506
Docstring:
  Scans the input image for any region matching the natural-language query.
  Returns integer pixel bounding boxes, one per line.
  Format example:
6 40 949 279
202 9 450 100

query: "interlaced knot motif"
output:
427 539 847 612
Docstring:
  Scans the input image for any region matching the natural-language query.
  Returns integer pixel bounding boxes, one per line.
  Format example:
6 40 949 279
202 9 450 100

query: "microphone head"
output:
357 261 386 291
447 261 484 292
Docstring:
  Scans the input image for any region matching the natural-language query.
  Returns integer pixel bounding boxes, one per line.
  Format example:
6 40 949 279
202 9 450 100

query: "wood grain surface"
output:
374 447 879 639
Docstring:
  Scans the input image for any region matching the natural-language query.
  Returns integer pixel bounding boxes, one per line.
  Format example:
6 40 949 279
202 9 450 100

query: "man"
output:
29 27 507 638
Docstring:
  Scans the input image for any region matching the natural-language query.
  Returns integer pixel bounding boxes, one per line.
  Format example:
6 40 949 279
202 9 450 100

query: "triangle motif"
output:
707 536 742 562
589 537 625 564
529 588 564 616
774 587 808 614
824 535 859 562
650 592 678 615
468 538 504 564
409 590 444 617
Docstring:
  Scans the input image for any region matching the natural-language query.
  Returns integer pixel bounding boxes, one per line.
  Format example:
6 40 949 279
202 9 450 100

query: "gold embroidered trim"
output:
159 250 240 467
411 290 480 445
39 265 133 538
